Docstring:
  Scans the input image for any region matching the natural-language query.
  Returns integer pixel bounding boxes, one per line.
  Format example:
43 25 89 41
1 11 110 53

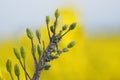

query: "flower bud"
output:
13 48 20 60
67 41 76 48
26 28 33 39
50 26 54 33
49 54 59 60
57 50 62 54
6 59 12 73
58 30 63 36
14 64 20 77
54 54 59 59
55 9 60 18
69 23 77 30
44 63 51 70
62 24 68 31
46 16 50 24
20 46 26 59
36 29 41 40
37 44 43 57
63 48 69 52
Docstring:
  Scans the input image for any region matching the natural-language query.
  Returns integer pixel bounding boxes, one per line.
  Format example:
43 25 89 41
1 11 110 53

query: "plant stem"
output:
53 18 58 34
47 23 51 40
17 76 20 80
61 29 70 38
31 35 60 80
19 59 31 80
31 15 65 80
31 39 38 68
31 20 61 80
10 72 14 80
23 59 28 80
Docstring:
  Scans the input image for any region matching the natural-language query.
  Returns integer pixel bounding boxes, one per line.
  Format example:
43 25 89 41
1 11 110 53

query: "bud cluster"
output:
6 8 77 80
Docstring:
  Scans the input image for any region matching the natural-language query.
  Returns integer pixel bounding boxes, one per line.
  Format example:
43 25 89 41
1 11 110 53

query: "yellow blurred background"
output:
0 8 120 80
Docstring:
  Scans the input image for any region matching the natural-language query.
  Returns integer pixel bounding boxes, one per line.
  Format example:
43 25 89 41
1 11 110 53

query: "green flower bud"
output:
44 63 51 70
13 48 20 60
46 16 50 24
20 46 26 59
36 29 41 40
37 44 43 57
54 54 59 59
26 28 33 39
58 30 63 36
69 23 77 30
50 26 54 33
57 50 62 54
67 41 76 48
55 9 60 18
14 64 20 77
6 59 12 73
62 24 68 31
49 54 59 60
63 48 69 52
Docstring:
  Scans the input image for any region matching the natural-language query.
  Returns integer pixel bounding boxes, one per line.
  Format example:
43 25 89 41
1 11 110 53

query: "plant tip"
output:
69 22 77 30
55 9 60 18
26 28 34 39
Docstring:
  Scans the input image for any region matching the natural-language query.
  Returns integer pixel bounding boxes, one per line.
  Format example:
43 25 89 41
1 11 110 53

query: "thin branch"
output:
19 59 31 80
10 72 14 80
23 59 28 80
31 39 38 68
17 76 20 80
56 44 58 52
60 29 70 38
53 18 58 34
32 34 60 80
46 23 51 40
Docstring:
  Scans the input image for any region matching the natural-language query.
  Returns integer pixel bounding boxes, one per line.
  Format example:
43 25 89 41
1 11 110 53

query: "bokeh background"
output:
0 0 120 80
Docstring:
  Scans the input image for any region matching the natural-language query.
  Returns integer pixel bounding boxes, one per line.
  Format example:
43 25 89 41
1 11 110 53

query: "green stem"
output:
31 39 38 67
17 76 20 80
23 59 28 80
54 18 58 34
10 72 14 80
47 23 51 40
19 59 31 80
61 29 70 38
